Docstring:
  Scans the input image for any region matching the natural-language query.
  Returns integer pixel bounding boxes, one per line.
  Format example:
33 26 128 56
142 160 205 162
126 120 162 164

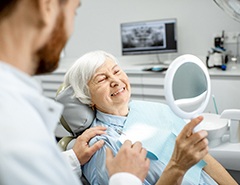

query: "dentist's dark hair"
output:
0 0 19 19
0 0 67 19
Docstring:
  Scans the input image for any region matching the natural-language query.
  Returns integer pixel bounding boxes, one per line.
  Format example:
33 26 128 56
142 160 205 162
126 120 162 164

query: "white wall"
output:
60 0 240 68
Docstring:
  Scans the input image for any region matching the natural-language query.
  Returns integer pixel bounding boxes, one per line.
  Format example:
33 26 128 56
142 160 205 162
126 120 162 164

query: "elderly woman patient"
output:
63 50 237 185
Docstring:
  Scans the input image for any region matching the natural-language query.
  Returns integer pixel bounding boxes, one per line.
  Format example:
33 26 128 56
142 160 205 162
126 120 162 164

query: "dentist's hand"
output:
72 126 106 165
106 140 150 182
170 116 209 173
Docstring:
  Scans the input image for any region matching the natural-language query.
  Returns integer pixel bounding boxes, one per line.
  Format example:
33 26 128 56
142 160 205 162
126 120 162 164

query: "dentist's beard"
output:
35 11 67 75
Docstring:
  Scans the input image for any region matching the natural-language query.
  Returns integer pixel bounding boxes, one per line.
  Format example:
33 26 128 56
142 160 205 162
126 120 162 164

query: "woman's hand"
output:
72 126 106 165
156 116 209 185
170 116 209 173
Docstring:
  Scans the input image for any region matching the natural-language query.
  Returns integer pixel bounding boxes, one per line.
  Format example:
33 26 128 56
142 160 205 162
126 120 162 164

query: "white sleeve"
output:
109 172 142 185
62 149 82 177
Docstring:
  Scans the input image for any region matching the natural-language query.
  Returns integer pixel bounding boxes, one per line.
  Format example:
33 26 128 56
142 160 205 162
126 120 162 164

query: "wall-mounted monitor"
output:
120 18 177 56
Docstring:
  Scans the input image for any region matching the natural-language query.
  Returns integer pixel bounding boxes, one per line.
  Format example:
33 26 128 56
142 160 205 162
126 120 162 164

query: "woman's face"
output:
88 58 131 116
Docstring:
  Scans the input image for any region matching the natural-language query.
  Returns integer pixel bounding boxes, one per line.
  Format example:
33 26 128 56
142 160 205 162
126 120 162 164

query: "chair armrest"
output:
58 136 76 151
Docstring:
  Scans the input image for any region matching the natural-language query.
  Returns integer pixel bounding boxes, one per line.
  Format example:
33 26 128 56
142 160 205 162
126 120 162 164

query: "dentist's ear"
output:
37 0 59 28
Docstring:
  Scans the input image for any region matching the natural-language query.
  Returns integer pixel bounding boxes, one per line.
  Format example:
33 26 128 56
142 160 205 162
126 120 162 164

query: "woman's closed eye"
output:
114 69 120 75
97 76 107 83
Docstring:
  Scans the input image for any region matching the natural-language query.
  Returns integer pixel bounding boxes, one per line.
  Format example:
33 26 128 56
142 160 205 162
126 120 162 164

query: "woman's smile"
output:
111 87 126 96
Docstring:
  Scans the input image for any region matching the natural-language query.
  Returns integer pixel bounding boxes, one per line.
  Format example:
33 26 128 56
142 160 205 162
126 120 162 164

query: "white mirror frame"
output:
164 54 211 119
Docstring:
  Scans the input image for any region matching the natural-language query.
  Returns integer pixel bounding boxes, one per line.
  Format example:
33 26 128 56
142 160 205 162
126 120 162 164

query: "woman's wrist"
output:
156 159 186 185
166 159 186 176
160 159 186 185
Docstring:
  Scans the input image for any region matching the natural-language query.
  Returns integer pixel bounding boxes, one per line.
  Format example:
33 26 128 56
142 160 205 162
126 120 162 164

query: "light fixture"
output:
214 0 240 22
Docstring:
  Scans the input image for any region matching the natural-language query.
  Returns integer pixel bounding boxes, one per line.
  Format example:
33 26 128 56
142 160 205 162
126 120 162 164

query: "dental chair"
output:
55 84 95 185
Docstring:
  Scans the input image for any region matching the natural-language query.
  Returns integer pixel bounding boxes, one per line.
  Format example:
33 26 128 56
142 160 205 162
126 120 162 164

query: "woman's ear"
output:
90 103 95 110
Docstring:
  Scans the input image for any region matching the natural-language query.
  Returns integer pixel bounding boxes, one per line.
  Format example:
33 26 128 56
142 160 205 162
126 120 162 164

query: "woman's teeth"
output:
111 87 125 96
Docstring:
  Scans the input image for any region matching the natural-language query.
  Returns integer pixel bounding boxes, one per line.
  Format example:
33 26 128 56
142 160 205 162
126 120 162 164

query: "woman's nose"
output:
110 82 119 87
110 76 120 87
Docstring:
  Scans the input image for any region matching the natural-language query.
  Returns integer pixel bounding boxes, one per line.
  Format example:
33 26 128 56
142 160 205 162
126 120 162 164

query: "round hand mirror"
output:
164 54 211 131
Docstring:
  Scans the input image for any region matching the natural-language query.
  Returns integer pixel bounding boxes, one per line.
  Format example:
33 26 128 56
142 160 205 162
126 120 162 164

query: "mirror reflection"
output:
172 62 208 113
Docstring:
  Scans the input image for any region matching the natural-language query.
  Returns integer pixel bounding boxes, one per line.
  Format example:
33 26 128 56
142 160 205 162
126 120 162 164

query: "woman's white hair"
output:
63 50 119 105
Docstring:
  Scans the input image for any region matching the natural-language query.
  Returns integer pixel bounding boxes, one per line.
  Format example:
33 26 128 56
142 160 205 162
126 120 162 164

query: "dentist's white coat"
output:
0 62 141 185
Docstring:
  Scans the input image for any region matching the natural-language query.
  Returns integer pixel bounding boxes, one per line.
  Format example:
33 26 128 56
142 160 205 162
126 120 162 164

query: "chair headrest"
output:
55 86 95 136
